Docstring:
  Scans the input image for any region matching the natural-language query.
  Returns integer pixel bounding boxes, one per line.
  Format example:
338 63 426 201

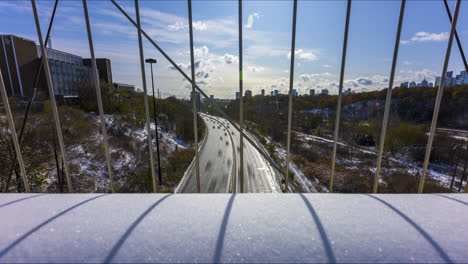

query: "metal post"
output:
329 0 351 193
0 69 30 192
373 0 406 193
284 0 298 192
146 60 162 186
188 0 201 193
82 0 115 193
238 0 244 193
111 0 284 177
419 0 461 193
135 0 158 192
31 0 73 192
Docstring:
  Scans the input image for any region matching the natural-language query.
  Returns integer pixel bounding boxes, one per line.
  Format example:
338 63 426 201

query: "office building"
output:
83 58 113 88
114 82 136 92
274 89 279 96
292 89 298 96
245 90 252 97
400 81 409 88
210 94 214 100
40 47 93 97
261 89 265 96
1 34 116 101
0 35 40 98
270 91 274 96
409 81 416 88
235 91 240 99
309 89 315 96
321 89 329 95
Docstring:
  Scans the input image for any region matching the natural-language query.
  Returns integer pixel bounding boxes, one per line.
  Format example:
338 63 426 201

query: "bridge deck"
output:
0 193 467 263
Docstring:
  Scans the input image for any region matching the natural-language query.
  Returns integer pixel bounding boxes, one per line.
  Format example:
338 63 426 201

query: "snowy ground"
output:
295 132 464 192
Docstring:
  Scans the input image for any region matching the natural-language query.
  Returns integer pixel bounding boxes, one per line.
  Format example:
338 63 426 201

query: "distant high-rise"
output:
428 82 434 87
270 90 274 96
245 90 252 97
400 82 409 88
321 89 329 95
435 77 441 87
446 71 453 78
292 89 298 96
235 91 240 99
210 94 214 100
261 89 265 96
274 89 279 96
309 89 315 96
409 81 416 88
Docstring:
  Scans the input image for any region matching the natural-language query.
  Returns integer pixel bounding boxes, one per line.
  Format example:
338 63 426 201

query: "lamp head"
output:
145 58 157 64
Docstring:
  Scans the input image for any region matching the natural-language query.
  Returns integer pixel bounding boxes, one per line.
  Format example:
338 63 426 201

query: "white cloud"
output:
195 46 210 58
224 53 239 64
401 32 449 44
288 49 318 61
323 64 333 68
245 12 261 29
168 21 185 31
193 21 208 31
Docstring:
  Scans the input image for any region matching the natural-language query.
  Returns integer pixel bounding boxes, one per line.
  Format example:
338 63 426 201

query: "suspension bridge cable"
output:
284 0 298 192
329 0 352 192
238 0 244 193
374 0 406 193
187 0 201 193
82 0 116 193
443 0 468 73
31 0 73 192
135 0 158 192
419 0 462 193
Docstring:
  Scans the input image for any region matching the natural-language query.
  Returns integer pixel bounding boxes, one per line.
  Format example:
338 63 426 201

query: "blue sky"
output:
0 0 466 99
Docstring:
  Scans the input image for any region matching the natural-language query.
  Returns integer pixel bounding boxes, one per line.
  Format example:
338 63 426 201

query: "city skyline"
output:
0 0 467 99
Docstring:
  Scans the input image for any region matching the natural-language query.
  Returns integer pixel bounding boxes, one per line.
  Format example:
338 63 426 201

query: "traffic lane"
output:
182 116 233 193
212 116 280 193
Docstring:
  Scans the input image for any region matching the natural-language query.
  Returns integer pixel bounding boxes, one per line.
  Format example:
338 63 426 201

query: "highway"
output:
181 114 281 193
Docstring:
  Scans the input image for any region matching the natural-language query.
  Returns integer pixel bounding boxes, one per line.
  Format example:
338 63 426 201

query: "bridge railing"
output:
0 0 466 194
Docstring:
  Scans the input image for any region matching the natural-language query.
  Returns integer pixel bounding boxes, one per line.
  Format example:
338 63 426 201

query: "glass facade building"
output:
38 46 92 97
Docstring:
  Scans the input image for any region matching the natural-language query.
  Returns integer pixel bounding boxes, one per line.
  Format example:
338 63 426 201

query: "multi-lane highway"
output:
181 114 281 193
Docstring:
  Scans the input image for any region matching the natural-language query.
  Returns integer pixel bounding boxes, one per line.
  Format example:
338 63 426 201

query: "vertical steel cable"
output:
419 0 461 193
31 0 73 192
329 0 351 193
82 0 115 193
284 0 297 192
187 0 201 193
0 69 30 192
4 0 58 192
238 0 244 193
135 0 158 193
373 0 406 193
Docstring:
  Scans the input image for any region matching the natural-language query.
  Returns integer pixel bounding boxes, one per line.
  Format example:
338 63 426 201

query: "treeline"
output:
225 84 467 144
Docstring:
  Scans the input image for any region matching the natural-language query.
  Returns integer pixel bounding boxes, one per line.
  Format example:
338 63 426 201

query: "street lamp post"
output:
145 58 162 186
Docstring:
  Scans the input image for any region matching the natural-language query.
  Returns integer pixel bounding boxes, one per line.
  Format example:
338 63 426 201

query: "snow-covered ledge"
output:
0 193 467 263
